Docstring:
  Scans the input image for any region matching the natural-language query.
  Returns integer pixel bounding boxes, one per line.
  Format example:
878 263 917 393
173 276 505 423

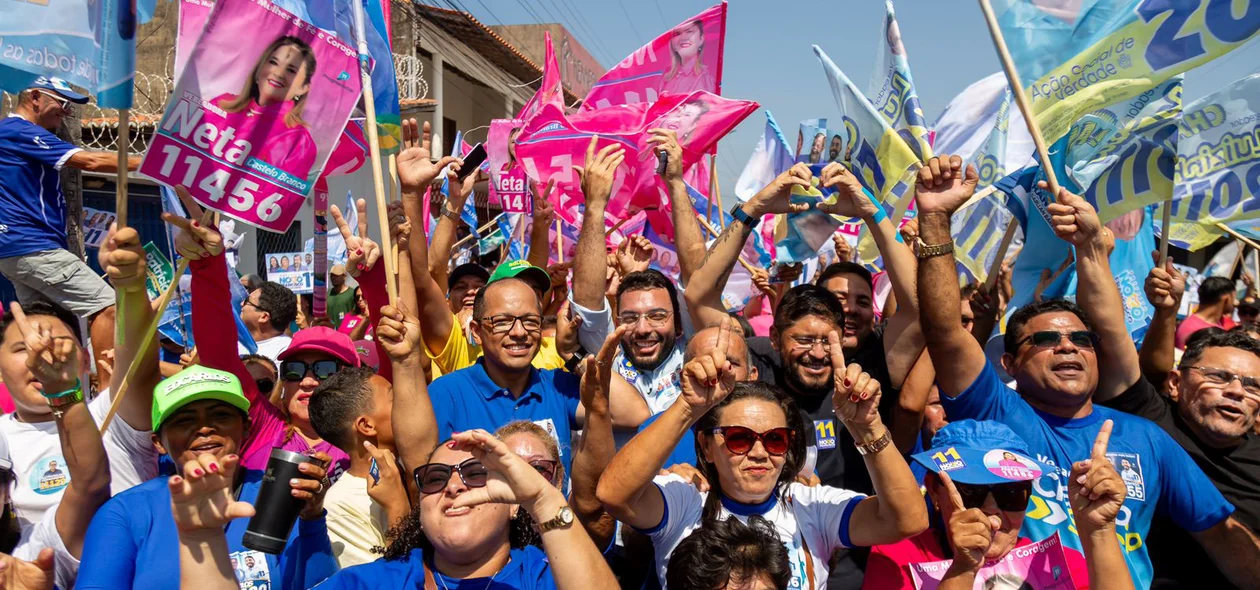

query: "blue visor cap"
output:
28 76 89 104
911 420 1055 485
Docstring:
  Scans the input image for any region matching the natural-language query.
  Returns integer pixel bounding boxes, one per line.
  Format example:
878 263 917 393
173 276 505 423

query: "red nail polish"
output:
357 249 364 255
191 221 199 228
209 463 219 473
193 469 204 476
844 379 852 387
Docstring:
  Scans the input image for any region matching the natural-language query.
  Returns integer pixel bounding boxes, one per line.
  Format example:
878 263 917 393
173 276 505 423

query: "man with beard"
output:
914 153 1260 588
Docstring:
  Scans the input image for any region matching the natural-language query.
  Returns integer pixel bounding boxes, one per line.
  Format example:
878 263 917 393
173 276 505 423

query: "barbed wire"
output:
395 53 429 101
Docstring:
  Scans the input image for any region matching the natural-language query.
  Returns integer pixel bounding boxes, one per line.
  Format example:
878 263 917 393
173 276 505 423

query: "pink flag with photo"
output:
517 32 564 121
514 90 756 224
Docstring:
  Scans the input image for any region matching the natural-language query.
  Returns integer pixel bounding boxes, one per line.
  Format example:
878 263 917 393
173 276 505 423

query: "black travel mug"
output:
242 449 323 554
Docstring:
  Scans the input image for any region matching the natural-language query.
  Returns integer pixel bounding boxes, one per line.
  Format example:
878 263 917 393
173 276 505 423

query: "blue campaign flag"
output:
497 213 527 261
734 111 795 203
0 0 150 108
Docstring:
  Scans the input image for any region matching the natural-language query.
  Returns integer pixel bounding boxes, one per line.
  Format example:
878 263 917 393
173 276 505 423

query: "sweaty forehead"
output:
1020 311 1086 336
428 444 473 465
505 432 554 460
717 398 787 429
484 280 541 314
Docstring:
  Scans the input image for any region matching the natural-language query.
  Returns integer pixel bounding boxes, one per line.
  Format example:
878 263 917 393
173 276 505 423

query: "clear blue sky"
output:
429 0 1260 192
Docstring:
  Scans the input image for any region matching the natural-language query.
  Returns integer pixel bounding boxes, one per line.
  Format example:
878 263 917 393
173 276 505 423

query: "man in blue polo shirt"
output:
0 77 141 353
912 153 1260 588
427 276 642 476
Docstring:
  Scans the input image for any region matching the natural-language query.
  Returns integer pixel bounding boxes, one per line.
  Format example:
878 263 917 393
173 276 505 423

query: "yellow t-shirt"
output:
427 314 565 375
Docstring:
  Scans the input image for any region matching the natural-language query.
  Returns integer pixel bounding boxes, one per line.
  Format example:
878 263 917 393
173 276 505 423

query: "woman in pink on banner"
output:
863 420 1133 590
210 35 318 182
660 19 716 95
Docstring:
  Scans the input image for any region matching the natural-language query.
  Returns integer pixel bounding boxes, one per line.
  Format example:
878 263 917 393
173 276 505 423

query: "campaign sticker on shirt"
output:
30 456 69 496
532 418 563 457
231 549 272 589
813 420 837 450
1107 452 1146 502
982 449 1043 481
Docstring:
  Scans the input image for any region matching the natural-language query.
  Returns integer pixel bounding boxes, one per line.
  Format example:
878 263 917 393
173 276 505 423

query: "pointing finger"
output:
1092 419 1113 460
938 470 967 512
174 185 205 220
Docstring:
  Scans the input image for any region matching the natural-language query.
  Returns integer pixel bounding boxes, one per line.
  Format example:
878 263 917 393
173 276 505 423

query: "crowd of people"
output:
0 77 1259 590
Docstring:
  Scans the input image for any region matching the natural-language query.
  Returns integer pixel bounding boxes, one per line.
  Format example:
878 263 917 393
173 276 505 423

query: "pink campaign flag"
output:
142 0 361 233
517 32 565 121
514 90 757 224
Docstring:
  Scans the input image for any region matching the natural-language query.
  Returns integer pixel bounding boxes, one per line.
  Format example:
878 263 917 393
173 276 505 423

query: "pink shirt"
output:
1175 313 1235 350
863 529 1091 590
209 93 317 181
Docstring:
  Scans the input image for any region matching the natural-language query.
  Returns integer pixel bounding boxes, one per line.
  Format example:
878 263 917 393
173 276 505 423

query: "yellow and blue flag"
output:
867 0 931 163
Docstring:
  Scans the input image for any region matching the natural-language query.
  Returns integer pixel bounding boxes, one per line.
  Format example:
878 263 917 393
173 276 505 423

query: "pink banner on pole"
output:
517 32 564 121
581 3 726 111
141 0 361 233
515 91 756 223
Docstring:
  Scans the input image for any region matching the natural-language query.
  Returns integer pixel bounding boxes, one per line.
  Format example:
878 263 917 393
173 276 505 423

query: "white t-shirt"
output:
324 473 390 568
642 474 866 590
13 503 78 590
0 389 158 532
239 334 292 368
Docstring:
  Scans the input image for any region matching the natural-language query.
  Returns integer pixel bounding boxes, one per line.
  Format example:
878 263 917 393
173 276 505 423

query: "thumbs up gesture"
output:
1069 420 1126 533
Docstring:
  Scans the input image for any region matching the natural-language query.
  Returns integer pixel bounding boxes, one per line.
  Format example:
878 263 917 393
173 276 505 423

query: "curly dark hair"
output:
255 281 298 332
618 269 683 334
665 515 791 590
692 382 806 525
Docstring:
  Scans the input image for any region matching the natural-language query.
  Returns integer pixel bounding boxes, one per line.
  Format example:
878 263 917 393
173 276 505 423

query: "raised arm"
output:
99 225 158 429
684 164 811 329
427 169 478 287
598 319 738 529
395 119 461 358
890 351 934 454
330 198 393 382
9 303 110 558
1192 516 1260 588
527 180 556 269
450 430 619 589
1068 421 1136 590
569 326 626 550
65 152 141 173
818 163 923 386
1138 253 1184 391
571 137 624 312
1046 184 1140 400
913 155 986 396
649 129 706 285
829 332 928 546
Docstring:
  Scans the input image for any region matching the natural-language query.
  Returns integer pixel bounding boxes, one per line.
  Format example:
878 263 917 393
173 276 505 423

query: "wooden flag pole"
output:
555 219 564 264
983 222 1019 291
1216 223 1260 251
99 257 191 434
115 109 130 227
605 216 631 238
388 153 401 292
353 2 397 306
1158 202 1173 267
452 214 504 250
978 0 1061 195
707 154 717 226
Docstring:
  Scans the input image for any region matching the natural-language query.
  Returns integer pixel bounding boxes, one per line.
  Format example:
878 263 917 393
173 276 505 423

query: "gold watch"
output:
913 237 955 260
537 505 574 532
854 429 893 456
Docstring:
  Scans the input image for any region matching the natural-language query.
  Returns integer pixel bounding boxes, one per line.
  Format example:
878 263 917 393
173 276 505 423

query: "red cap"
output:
279 327 361 367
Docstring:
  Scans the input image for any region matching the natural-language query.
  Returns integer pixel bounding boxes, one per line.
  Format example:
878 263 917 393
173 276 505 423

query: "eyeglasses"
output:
952 481 1033 511
788 335 832 353
711 426 796 456
241 299 261 312
528 459 560 483
280 359 341 382
37 90 73 114
617 309 673 327
1016 330 1099 350
1183 366 1260 398
254 378 275 394
479 314 543 335
414 458 488 495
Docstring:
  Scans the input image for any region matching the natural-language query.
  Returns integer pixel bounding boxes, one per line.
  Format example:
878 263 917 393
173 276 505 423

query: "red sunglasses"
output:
711 426 796 456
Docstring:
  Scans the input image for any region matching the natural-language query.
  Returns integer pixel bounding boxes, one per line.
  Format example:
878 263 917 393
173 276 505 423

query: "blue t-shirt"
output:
636 412 697 468
0 115 80 258
314 546 556 589
428 359 581 476
77 469 339 590
942 361 1234 588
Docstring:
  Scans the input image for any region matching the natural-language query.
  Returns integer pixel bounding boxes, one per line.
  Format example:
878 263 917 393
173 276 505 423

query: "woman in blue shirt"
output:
76 365 338 590
174 428 618 590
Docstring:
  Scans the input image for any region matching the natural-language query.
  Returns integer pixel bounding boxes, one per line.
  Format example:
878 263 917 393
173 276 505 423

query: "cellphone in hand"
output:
768 262 804 284
369 458 380 484
457 143 488 181
656 151 669 175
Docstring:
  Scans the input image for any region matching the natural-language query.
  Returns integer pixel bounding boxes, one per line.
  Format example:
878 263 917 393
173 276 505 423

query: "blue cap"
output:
27 76 89 104
911 420 1053 485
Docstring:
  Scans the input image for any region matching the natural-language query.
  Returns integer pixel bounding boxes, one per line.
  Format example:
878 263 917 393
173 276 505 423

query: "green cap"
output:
152 365 251 430
488 259 551 295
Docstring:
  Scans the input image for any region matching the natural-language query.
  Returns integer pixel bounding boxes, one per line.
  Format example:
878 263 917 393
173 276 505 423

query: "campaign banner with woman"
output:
488 119 531 213
581 3 726 110
140 0 361 233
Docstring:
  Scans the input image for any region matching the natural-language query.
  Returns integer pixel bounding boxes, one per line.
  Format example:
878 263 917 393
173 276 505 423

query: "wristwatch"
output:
729 205 760 229
44 380 85 419
537 505 575 532
563 346 590 373
854 429 893 456
912 237 955 260
440 203 461 221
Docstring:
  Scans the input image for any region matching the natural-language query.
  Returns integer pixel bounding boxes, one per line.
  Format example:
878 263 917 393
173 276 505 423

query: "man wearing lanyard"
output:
0 76 141 355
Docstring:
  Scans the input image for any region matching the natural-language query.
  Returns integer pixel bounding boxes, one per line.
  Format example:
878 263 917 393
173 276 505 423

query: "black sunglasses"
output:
952 481 1032 511
280 360 341 382
414 458 488 495
254 378 275 394
1016 330 1099 350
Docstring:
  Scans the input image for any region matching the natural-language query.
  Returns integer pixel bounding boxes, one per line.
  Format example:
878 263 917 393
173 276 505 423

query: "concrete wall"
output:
490 24 604 98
